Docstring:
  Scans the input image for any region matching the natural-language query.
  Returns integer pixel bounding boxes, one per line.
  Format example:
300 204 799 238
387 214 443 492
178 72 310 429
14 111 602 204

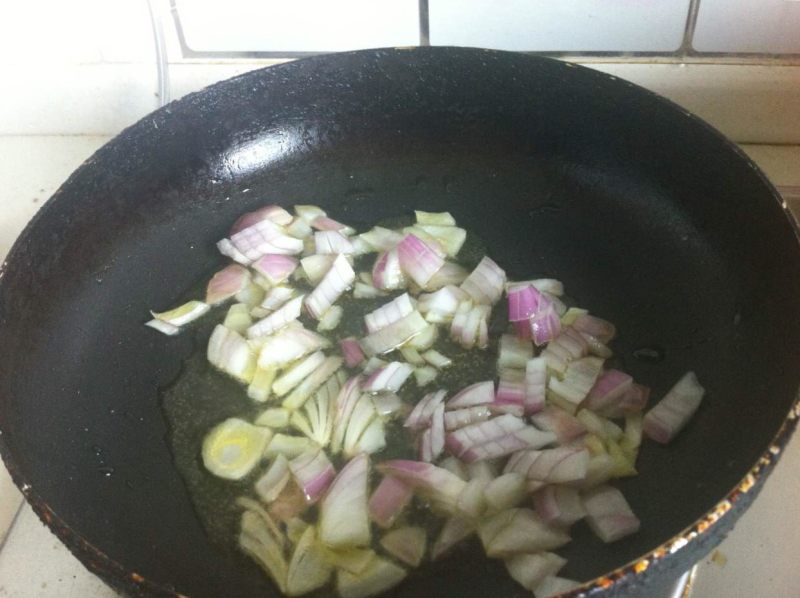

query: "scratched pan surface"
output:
1 48 799 597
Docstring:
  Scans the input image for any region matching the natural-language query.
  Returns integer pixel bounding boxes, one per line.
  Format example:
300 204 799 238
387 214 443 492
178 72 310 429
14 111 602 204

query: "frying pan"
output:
1 47 799 598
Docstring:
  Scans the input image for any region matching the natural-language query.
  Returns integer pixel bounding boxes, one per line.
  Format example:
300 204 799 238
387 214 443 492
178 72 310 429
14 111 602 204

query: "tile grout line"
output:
0 500 26 557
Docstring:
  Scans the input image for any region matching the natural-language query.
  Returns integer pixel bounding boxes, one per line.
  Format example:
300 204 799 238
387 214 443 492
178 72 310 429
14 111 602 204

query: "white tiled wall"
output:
693 0 800 54
176 0 420 52
428 0 692 52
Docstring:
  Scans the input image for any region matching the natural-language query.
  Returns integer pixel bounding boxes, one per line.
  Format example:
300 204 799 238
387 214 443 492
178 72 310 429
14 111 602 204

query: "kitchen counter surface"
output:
0 135 798 597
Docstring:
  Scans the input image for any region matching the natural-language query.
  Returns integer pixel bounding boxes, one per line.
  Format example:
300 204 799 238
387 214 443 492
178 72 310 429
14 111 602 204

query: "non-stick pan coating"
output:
1 48 799 597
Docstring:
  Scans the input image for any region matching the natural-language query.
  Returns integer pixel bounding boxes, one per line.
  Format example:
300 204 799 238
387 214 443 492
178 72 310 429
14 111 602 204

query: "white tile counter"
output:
0 136 798 597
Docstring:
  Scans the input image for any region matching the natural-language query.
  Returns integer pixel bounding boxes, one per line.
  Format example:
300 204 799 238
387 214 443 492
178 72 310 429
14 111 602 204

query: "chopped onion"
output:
575 409 623 442
260 286 297 311
255 407 291 428
397 233 445 287
342 395 378 457
301 375 339 446
145 319 179 336
497 334 534 369
583 369 633 414
431 516 474 560
400 346 425 366
248 367 277 402
505 447 590 484
582 484 640 543
359 226 404 252
573 313 616 344
547 356 604 413
379 526 426 567
531 407 587 443
286 525 334 596
371 249 406 291
618 383 651 415
419 349 450 369
202 417 271 480
305 254 355 319
223 303 253 334
231 205 293 234
339 337 366 368
254 453 290 502
377 460 468 515
287 217 313 239
152 300 210 327
301 254 336 284
257 323 330 369
336 556 407 598
353 282 386 299
315 230 355 255
230 218 304 260
504 552 567 592
371 393 405 417
480 509 571 557
446 380 495 409
311 215 355 235
425 261 469 290
404 389 447 430
238 506 288 592
581 331 614 358
364 293 414 334
534 485 586 526
282 356 343 411
522 357 547 415
208 324 257 383
362 361 414 393
643 371 705 444
533 576 582 598
454 304 491 349
541 326 588 375
494 369 526 416
321 547 375 575
264 434 317 460
407 322 439 351
430 403 446 461
295 204 326 223
415 210 456 226
217 238 252 265
413 366 438 387
417 285 468 323
288 448 336 504
416 224 467 257
483 473 527 513
206 264 251 305
247 295 304 339
319 453 370 548
460 256 506 305
252 254 298 285
317 305 343 331
444 406 492 430
369 475 413 529
460 426 558 463
359 310 428 356
331 376 363 454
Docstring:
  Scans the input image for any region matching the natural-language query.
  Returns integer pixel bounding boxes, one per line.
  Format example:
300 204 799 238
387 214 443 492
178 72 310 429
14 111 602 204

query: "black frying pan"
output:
1 48 799 597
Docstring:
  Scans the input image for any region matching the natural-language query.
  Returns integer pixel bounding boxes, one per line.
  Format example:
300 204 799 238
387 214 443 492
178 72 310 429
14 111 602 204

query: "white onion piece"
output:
548 356 604 413
413 366 438 387
531 407 587 443
300 254 336 284
305 254 355 319
445 413 524 455
257 323 330 369
401 226 447 257
259 286 296 311
397 234 445 287
231 205 293 233
359 226 403 252
421 349 452 369
206 264 251 305
288 448 335 504
432 516 474 560
504 552 567 592
319 453 370 548
523 357 547 415
224 303 253 334
573 313 616 343
415 210 456 226
581 331 614 358
444 406 492 430
339 337 366 368
271 350 326 397
494 369 526 416
461 427 558 463
311 215 355 235
643 371 705 444
208 324 256 383
505 447 590 484
331 376 363 454
282 356 342 411
497 334 534 370
315 230 355 255
417 285 468 323
352 417 386 455
263 434 316 460
446 380 495 409
254 454 290 503
353 282 387 299
286 526 333 596
534 485 586 526
377 460 468 514
238 508 288 592
217 238 252 265
582 484 640 543
342 395 378 457
416 224 467 257
379 526 426 568
372 249 406 291
145 319 179 336
460 256 506 305
287 217 313 239
295 204 326 223
404 390 447 430
507 278 564 297
336 556 407 598
480 509 571 557
152 300 210 327
418 428 433 462
359 310 428 356
255 407 290 428
201 417 271 480
364 293 414 333
439 457 469 480
302 375 340 446
247 295 304 339
371 393 405 418
583 369 633 414
533 576 582 598
425 261 469 290
252 254 298 285
541 326 589 375
317 305 343 331
368 475 413 529
362 357 388 375
230 218 304 259
430 403 446 461
575 409 623 442
483 473 527 514
362 361 414 393
455 304 491 349
400 346 425 366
